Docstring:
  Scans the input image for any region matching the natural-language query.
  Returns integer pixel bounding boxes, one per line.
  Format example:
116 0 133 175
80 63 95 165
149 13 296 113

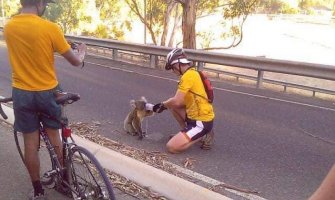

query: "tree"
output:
125 0 167 45
3 0 21 18
45 0 91 34
176 0 258 49
161 0 178 46
125 0 258 49
258 0 287 13
93 0 131 39
176 0 197 49
299 0 313 10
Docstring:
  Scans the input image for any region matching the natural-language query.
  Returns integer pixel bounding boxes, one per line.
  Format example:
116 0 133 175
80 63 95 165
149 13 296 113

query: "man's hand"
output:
77 43 87 61
153 103 167 113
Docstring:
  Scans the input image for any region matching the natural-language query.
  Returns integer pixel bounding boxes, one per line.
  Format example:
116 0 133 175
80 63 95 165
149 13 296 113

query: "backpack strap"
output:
189 90 210 101
189 71 211 102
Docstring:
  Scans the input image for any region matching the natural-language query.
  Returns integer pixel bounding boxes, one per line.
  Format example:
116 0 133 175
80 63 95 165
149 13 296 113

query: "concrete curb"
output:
0 104 231 200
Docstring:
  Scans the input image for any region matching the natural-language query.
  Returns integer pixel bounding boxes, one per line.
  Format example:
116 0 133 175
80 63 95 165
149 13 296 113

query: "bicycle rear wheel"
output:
68 146 115 200
14 130 25 164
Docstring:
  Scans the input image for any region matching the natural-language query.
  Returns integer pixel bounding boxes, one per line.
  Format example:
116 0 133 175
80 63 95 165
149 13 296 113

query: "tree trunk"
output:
161 1 176 46
181 0 196 49
168 5 182 47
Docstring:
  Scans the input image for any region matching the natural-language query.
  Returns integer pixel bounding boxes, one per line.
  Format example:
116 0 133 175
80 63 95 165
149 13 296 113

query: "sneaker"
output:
200 130 214 150
29 190 47 200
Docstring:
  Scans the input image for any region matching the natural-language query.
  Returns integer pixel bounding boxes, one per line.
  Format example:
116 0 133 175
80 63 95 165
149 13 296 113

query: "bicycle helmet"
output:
20 0 55 6
165 48 191 70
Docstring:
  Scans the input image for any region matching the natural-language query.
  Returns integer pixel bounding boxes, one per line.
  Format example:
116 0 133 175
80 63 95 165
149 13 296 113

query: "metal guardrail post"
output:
197 62 204 71
112 49 118 61
150 55 156 68
257 70 264 88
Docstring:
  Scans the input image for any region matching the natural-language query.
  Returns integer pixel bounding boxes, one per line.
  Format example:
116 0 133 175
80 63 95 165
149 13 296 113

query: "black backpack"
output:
190 71 214 103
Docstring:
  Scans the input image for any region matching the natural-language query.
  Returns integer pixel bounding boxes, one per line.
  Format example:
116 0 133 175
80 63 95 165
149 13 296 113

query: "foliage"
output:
198 0 258 50
258 0 334 14
124 0 167 45
257 0 292 14
3 0 21 17
94 0 131 40
45 0 91 34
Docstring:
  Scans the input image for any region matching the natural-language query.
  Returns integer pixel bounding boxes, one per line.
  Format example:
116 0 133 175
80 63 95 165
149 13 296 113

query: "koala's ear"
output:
130 100 136 108
140 96 147 103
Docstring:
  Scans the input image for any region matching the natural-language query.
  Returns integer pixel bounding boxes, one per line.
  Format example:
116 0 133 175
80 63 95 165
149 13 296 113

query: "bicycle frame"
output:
37 110 80 195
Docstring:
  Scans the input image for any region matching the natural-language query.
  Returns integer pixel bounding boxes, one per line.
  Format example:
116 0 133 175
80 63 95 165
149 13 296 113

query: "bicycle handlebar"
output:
0 97 13 120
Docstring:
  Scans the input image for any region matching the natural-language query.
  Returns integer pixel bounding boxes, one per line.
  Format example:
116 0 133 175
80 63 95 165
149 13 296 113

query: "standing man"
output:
4 0 86 199
153 48 215 153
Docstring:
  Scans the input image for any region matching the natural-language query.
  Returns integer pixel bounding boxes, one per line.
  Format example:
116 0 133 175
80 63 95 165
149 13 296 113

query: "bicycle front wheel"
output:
68 146 115 200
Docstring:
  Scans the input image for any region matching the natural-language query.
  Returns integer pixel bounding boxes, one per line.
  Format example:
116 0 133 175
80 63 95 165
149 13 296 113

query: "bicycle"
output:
0 91 116 200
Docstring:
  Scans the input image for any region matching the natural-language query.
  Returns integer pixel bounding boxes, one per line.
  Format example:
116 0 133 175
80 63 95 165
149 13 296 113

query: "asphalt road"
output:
1 43 335 200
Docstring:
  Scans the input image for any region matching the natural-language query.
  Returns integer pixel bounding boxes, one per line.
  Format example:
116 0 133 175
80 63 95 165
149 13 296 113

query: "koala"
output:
124 97 154 140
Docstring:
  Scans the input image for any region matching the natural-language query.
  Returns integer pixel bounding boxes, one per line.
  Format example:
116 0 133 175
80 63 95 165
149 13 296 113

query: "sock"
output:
32 181 44 196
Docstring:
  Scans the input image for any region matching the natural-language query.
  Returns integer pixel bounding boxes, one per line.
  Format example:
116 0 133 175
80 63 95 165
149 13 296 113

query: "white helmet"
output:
165 48 191 70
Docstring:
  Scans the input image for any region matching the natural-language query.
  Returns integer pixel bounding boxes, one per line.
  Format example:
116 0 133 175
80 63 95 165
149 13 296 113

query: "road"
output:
1 42 335 200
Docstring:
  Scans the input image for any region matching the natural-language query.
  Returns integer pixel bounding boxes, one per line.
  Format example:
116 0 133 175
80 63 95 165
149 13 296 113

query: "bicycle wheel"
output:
14 130 25 164
67 146 115 200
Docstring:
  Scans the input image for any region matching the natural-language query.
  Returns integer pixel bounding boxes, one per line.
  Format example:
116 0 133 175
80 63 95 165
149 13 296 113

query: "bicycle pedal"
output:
41 175 56 189
45 169 57 176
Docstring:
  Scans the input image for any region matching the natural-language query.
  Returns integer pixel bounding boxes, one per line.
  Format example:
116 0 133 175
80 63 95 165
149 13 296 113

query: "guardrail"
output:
66 35 335 81
1 27 335 97
65 35 335 96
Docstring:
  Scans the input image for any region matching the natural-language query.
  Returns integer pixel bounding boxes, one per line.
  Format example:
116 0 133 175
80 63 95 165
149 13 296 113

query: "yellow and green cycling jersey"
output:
178 67 215 122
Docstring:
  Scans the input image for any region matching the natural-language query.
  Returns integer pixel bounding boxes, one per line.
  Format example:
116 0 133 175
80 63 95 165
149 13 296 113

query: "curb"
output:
0 104 231 200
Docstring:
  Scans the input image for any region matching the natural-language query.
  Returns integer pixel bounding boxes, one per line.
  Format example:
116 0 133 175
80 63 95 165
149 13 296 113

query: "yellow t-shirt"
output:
178 68 215 122
4 14 71 91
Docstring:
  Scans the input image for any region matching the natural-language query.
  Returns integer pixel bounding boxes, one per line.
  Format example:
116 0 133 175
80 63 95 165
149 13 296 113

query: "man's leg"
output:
23 130 44 196
45 128 63 166
166 131 202 154
309 164 335 200
169 107 186 129
23 130 41 181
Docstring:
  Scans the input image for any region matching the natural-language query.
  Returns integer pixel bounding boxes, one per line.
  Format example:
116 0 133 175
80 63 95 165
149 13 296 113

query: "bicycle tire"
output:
67 146 115 200
13 130 25 164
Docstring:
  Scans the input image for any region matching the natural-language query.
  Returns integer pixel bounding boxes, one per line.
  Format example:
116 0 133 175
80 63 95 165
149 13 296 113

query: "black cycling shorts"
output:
181 118 214 141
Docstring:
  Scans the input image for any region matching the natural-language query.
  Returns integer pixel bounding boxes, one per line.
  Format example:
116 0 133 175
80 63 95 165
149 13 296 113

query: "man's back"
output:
178 68 215 121
4 14 70 91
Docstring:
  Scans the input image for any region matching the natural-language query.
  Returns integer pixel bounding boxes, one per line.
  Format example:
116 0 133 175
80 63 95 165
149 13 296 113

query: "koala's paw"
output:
138 132 146 140
127 131 138 136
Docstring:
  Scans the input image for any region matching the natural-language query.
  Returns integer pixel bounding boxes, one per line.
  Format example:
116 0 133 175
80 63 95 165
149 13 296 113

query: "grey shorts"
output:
12 86 62 133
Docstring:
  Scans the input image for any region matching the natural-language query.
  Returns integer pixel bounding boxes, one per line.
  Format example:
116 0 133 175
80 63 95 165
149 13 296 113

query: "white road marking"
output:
166 161 268 200
83 58 335 112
